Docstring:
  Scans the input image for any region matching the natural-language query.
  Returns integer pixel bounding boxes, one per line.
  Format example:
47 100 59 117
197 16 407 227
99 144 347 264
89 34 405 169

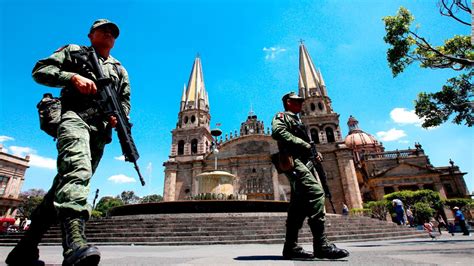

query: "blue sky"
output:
1 0 472 203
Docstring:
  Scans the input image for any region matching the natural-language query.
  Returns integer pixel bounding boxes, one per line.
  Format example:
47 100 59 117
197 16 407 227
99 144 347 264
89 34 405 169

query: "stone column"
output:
271 165 280 200
163 167 177 201
336 149 363 209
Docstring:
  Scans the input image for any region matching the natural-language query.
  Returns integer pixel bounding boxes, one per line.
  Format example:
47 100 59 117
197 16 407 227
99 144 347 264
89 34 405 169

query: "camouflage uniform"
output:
272 92 349 260
272 111 326 241
32 44 130 218
6 19 130 265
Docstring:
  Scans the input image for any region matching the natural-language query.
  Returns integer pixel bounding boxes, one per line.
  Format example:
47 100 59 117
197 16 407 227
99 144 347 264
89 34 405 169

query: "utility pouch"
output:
37 93 61 138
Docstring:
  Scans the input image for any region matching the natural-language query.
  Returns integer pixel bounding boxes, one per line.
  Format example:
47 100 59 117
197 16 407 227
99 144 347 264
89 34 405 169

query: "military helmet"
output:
90 19 120 38
282 92 304 102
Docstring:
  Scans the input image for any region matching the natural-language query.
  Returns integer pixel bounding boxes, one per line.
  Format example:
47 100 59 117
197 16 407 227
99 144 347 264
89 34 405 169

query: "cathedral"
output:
163 43 469 213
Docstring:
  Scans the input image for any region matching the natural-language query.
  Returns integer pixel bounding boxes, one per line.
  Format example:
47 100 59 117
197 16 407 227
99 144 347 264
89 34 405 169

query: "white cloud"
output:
263 47 287 60
9 146 36 156
390 108 424 125
0 136 14 142
114 155 125 161
376 128 407 142
108 174 136 184
9 146 56 170
29 154 56 170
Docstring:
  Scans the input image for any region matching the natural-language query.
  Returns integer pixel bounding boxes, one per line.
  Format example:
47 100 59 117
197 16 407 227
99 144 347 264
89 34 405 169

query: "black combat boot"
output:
5 218 49 265
5 233 45 266
308 219 349 260
61 217 100 266
282 226 313 260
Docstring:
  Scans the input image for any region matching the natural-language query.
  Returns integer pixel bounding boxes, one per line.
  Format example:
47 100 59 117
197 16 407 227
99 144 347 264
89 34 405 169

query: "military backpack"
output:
37 93 61 138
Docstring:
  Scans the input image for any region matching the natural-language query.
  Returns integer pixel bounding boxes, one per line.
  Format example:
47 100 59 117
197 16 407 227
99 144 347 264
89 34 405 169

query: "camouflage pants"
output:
38 111 106 223
285 158 326 243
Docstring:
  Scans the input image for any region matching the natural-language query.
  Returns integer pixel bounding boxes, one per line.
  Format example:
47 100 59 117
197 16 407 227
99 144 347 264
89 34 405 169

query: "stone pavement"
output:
0 234 472 265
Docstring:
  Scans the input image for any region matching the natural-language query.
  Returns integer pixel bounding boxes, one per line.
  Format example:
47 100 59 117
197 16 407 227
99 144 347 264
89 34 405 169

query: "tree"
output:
140 194 163 203
16 189 46 218
119 191 140 205
95 196 124 217
383 1 473 128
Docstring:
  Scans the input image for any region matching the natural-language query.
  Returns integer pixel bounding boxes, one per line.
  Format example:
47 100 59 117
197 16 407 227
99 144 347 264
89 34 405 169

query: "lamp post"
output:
92 189 99 210
210 128 222 170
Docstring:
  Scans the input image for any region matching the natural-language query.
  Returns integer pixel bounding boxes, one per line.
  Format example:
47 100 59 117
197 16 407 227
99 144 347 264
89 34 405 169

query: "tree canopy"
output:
140 194 163 203
383 1 473 128
95 196 124 216
16 189 46 218
119 190 140 205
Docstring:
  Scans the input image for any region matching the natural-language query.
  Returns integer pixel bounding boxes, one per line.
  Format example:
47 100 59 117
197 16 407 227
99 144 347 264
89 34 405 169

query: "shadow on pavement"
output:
234 256 348 262
234 255 282 261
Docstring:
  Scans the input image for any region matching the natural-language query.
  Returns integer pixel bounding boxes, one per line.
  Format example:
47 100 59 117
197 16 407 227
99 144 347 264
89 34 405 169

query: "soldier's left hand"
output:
108 116 117 128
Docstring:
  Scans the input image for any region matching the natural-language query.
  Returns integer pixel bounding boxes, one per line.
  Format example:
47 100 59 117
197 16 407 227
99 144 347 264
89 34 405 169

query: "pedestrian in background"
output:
453 206 471 236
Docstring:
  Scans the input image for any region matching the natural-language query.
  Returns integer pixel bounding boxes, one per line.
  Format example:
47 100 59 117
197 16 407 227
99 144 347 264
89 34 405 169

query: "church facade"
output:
163 44 469 213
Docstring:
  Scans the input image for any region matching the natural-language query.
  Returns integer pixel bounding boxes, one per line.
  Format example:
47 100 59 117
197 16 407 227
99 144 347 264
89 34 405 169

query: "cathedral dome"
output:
344 115 382 149
345 131 380 149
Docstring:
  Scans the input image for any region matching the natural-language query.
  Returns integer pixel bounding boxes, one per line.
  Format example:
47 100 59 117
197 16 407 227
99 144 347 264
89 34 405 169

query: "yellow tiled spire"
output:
298 43 326 98
183 55 209 110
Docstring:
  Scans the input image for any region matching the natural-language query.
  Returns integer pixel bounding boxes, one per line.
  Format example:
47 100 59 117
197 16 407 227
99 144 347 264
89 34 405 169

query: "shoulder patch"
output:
54 45 69 53
277 112 284 119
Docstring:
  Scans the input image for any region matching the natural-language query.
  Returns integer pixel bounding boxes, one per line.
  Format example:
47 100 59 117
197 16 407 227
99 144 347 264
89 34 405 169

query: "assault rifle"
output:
72 47 145 186
305 128 336 214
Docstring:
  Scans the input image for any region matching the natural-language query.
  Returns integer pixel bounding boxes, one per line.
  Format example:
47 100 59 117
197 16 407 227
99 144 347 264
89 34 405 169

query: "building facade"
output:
0 144 30 218
163 44 469 213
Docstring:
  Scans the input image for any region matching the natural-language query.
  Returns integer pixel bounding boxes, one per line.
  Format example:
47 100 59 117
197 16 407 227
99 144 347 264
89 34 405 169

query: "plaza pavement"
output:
0 234 472 265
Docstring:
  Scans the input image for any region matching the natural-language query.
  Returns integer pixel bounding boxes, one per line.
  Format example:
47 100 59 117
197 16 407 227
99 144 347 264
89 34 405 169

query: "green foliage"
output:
16 189 47 218
140 194 163 203
382 7 415 77
364 200 390 220
119 191 140 205
383 5 473 128
443 198 473 211
91 210 103 219
412 202 434 224
415 70 473 127
383 189 443 209
95 196 124 217
350 208 371 217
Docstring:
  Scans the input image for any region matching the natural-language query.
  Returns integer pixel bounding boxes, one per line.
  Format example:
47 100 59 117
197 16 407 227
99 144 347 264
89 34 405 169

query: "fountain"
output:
109 128 287 216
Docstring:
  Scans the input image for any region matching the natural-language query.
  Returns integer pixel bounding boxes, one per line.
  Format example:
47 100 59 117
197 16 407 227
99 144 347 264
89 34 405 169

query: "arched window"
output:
184 116 189 124
191 115 196 123
310 103 316 111
310 128 320 144
191 139 198 154
177 140 185 155
325 127 335 143
318 102 324 111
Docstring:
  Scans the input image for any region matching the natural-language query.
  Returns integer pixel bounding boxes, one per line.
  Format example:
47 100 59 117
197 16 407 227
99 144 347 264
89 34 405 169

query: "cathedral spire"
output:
183 55 209 111
298 43 326 98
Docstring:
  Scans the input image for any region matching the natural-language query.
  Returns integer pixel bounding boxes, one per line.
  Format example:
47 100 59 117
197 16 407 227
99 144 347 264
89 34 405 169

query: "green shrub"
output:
412 202 434 224
443 198 473 211
350 208 371 217
364 200 390 220
91 210 103 219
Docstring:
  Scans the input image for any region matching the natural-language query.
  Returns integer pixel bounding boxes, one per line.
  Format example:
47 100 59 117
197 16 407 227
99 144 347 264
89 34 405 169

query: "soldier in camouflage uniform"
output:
272 92 349 260
6 19 130 266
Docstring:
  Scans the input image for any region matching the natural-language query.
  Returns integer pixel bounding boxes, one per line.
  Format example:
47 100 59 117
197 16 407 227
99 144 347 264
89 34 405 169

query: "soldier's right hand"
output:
71 74 97 95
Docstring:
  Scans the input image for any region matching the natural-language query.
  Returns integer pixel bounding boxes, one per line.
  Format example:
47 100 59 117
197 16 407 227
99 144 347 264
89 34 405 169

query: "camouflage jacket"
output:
271 111 311 158
32 44 131 116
